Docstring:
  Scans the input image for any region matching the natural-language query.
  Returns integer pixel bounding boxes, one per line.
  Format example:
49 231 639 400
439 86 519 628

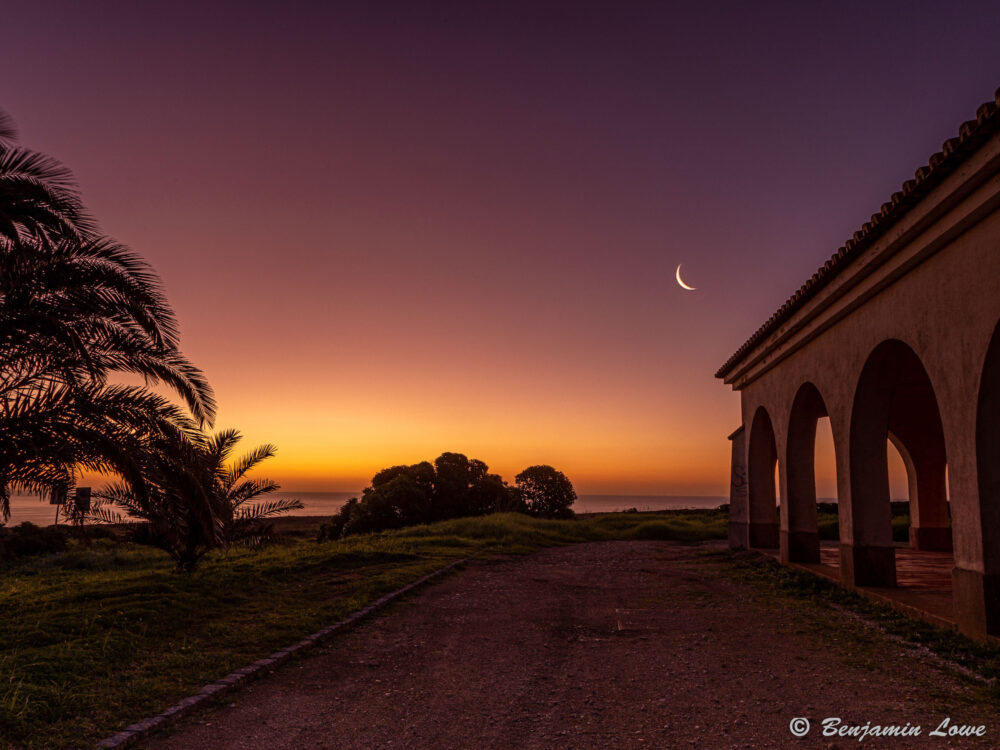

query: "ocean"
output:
3 491 728 527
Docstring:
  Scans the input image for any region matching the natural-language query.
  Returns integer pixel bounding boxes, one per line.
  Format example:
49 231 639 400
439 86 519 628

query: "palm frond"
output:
0 110 16 142
237 497 304 521
224 443 277 489
227 479 282 510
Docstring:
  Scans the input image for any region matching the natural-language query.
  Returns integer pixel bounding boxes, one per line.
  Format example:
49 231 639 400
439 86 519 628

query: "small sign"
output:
74 487 91 513
50 487 67 505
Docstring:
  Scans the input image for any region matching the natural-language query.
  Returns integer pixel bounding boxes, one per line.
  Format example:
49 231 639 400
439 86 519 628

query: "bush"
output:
515 465 576 519
319 454 515 540
318 454 575 540
317 503 354 542
0 522 69 559
95 428 300 569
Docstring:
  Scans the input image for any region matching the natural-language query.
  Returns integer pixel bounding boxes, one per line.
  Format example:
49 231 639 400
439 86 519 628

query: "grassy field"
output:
0 510 727 749
816 510 912 542
711 549 1000 686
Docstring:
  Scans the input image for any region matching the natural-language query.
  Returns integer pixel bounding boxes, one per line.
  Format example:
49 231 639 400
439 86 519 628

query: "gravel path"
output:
144 542 997 748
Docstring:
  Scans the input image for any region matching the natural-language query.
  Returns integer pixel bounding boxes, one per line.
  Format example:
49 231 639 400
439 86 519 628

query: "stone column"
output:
728 425 748 549
782 386 824 564
747 409 780 549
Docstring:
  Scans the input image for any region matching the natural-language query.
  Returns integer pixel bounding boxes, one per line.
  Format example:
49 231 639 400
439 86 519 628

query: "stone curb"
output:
95 558 468 749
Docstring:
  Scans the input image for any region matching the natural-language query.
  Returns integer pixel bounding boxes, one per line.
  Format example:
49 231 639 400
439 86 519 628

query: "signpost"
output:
50 486 67 526
49 486 90 526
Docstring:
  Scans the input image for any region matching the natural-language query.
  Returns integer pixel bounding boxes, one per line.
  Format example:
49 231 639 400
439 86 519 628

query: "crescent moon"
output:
675 264 696 291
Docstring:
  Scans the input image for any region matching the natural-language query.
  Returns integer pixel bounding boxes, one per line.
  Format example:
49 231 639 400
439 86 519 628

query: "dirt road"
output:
144 542 997 748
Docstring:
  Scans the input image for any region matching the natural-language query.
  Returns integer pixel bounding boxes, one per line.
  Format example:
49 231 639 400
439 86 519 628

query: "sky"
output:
3 1 1000 495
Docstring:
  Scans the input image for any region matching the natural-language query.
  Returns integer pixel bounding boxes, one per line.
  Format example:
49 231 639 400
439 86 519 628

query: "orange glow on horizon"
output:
202 374 738 495
8 3 997 505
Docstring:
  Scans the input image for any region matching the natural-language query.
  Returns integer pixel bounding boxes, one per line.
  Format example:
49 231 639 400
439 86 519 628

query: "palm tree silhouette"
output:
0 108 215 518
94 429 301 569
201 429 302 548
0 109 94 243
0 235 215 422
1 382 203 505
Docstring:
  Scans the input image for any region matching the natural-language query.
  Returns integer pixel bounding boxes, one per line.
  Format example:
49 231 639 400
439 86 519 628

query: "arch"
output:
847 339 949 586
747 406 779 548
783 382 829 563
974 318 1000 633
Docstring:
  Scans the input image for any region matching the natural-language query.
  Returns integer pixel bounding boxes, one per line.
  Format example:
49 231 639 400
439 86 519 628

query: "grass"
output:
709 549 1000 686
809 511 912 543
0 509 727 749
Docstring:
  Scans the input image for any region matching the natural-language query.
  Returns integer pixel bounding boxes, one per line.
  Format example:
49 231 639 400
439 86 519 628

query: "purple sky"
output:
3 2 1000 493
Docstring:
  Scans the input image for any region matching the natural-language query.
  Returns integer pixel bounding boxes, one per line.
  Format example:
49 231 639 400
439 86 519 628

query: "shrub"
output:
319 454 575 539
0 522 69 559
515 465 576 519
95 429 300 569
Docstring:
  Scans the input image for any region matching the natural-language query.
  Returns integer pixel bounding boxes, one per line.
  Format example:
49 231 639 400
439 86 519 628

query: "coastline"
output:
3 492 729 528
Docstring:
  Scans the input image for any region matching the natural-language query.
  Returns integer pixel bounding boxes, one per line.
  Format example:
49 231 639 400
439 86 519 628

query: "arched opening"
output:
886 437 913 546
974 319 1000 634
747 406 779 548
814 416 840 567
783 383 829 564
848 340 949 586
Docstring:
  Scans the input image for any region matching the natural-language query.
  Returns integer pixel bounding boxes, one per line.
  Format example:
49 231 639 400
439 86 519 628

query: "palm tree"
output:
90 425 218 570
0 108 94 243
94 428 301 569
0 383 204 512
0 107 215 518
202 429 303 548
0 235 217 515
0 235 215 423
0 110 16 143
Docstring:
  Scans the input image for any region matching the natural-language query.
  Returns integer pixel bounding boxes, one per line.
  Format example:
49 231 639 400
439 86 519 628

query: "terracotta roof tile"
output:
716 89 1000 380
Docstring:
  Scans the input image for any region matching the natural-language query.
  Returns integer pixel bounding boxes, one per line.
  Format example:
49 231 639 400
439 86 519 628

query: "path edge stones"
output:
95 559 468 749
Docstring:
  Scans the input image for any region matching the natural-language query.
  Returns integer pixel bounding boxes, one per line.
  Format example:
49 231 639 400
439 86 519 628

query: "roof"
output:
716 87 1000 380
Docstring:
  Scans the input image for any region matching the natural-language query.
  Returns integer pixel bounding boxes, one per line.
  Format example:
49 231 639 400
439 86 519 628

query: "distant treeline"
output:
319 453 576 539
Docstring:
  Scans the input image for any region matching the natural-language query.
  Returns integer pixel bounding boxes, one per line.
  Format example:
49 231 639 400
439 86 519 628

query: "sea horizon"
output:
3 491 731 527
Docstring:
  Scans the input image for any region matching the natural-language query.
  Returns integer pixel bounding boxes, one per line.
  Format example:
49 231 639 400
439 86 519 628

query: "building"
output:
717 89 1000 639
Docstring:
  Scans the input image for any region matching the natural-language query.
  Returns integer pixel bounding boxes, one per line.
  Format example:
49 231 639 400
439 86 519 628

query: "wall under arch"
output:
971 318 1000 635
846 339 948 586
782 382 830 563
747 406 779 548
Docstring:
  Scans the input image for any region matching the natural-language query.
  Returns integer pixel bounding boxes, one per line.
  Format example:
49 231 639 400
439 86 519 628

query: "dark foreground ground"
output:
143 542 997 749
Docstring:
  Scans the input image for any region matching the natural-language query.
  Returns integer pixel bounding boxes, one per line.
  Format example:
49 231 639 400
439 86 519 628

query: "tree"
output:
0 236 215 421
322 452 514 539
201 429 302 548
0 382 202 504
94 429 301 569
371 461 435 524
92 425 218 569
0 108 215 517
0 234 217 516
433 452 482 520
515 465 576 519
0 107 94 243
